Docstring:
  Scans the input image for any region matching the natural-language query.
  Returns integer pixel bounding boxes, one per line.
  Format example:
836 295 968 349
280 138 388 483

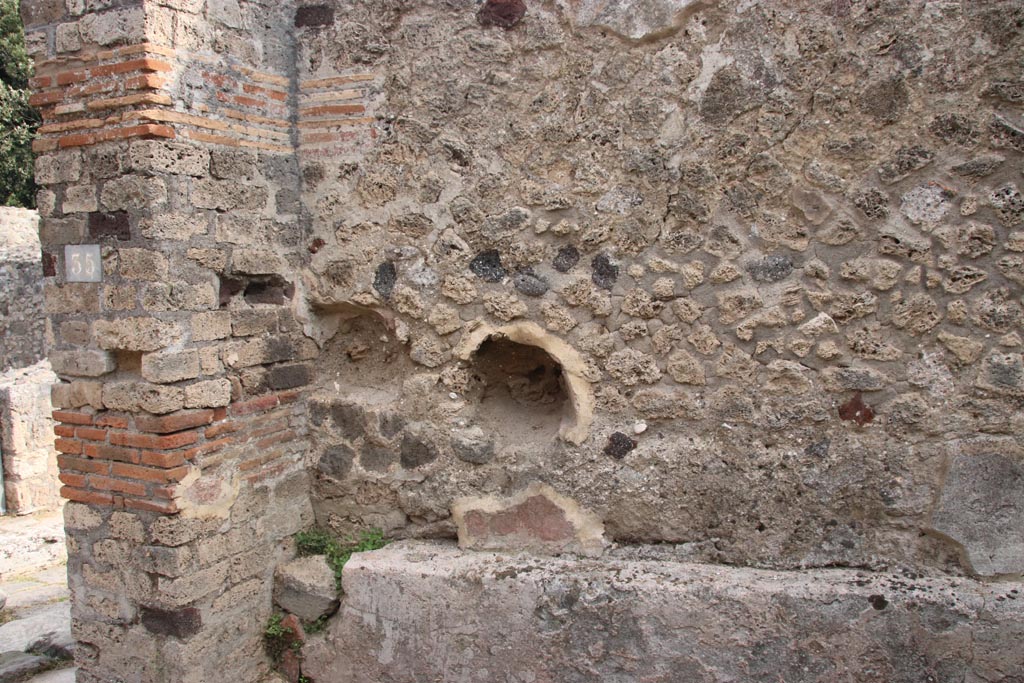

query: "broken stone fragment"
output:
274 556 340 622
451 426 495 465
452 482 605 557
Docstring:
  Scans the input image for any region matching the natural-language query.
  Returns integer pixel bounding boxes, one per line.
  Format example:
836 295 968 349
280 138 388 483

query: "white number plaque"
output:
65 245 102 283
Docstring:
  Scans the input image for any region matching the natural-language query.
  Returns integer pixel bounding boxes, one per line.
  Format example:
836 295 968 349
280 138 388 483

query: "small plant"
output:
294 527 388 592
264 612 298 663
295 528 334 557
303 613 330 635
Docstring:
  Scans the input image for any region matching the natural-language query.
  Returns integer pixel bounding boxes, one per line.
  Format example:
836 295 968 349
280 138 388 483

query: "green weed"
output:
294 527 388 592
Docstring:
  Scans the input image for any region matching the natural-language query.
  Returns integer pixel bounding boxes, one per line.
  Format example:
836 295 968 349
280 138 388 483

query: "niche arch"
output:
455 322 594 445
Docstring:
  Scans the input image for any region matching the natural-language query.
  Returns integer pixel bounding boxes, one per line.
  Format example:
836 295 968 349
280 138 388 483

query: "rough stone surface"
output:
0 209 46 373
929 452 1024 577
273 556 340 622
1 363 60 514
302 541 1024 683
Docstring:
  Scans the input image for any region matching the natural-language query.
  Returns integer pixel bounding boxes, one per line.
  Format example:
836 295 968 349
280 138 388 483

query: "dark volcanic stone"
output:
452 429 495 465
361 443 398 473
319 443 354 480
373 261 397 299
400 431 439 469
951 156 1004 178
331 402 366 439
477 0 526 29
591 253 618 290
42 251 56 277
804 438 831 458
747 255 794 283
513 271 549 297
267 363 312 390
604 432 637 459
878 145 934 184
982 80 1024 104
553 246 580 273
88 211 130 241
470 249 506 282
140 606 202 638
295 5 334 27
928 115 979 147
859 76 908 125
377 411 406 438
700 66 762 126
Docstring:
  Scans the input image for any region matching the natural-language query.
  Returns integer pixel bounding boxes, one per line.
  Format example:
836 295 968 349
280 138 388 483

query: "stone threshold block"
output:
302 541 1024 683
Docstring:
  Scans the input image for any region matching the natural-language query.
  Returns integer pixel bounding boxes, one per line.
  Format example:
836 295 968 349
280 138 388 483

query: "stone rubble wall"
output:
0 208 60 515
298 0 1024 581
0 208 48 374
1 363 60 514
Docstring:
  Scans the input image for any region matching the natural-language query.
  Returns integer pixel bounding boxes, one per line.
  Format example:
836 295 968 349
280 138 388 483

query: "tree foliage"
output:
0 0 39 208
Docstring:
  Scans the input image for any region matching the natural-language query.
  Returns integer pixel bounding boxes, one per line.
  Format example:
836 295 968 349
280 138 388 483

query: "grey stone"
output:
512 271 549 297
0 651 48 682
451 427 495 465
563 0 699 41
26 628 75 660
0 603 71 654
591 253 618 290
469 250 506 282
301 541 1024 683
23 667 76 683
746 255 793 283
0 590 5 611
552 246 579 273
951 155 1004 178
929 453 1024 576
273 556 340 621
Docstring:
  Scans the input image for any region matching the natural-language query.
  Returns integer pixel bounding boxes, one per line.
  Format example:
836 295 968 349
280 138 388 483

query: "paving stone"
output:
0 651 48 682
24 667 76 683
0 603 71 654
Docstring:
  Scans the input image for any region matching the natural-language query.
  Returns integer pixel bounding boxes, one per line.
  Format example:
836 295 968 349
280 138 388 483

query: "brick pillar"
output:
22 0 314 680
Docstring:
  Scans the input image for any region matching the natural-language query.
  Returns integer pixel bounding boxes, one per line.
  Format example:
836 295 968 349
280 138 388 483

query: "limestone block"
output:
141 350 201 384
191 312 231 342
559 0 699 41
929 452 1024 576
302 541 1024 683
231 249 286 276
273 556 339 621
139 214 209 241
99 175 168 211
183 379 231 408
93 318 179 352
452 482 606 557
78 6 145 45
50 350 116 377
118 249 169 281
62 185 97 214
34 153 81 185
129 141 210 177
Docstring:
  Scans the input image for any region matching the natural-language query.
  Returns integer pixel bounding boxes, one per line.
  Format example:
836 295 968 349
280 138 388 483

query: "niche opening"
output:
456 322 594 445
